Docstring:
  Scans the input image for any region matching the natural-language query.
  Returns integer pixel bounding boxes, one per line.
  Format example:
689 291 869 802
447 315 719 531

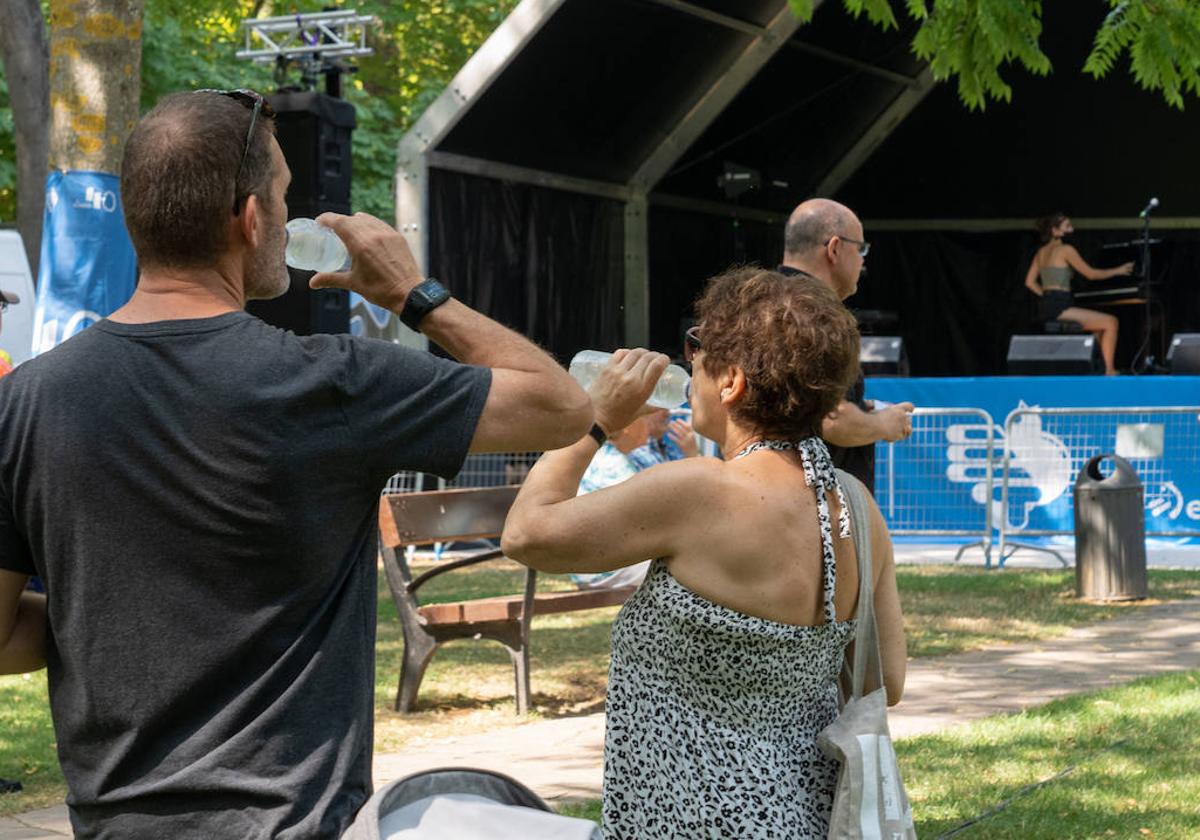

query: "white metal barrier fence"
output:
381 405 1200 572
383 410 704 493
997 405 1200 566
875 408 996 567
442 451 544 489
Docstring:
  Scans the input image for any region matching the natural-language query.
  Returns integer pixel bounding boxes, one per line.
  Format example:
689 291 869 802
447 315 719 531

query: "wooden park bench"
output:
378 485 637 714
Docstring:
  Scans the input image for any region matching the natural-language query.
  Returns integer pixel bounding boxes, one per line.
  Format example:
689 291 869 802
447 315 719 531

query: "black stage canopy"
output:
395 0 1200 374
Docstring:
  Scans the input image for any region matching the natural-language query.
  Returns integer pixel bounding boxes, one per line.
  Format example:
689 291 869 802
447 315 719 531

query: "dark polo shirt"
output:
776 264 875 492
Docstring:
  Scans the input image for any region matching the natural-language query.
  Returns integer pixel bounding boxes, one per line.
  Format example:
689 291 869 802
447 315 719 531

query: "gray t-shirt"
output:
0 311 491 839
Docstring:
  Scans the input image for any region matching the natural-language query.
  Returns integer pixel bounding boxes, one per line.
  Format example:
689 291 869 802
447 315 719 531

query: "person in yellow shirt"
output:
0 290 18 378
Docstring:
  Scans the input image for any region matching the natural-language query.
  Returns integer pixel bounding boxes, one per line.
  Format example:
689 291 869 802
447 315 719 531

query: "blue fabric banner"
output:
33 171 137 354
865 376 1200 540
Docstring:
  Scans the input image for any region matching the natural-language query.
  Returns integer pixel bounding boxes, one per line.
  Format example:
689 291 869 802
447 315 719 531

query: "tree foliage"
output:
2 0 1199 224
0 0 517 223
1085 0 1200 109
0 75 16 221
135 0 518 219
792 0 1200 110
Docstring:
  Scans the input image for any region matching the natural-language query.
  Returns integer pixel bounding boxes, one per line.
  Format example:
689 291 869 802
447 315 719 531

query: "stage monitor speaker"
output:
1167 333 1200 374
860 336 908 377
247 91 356 336
853 309 899 336
1007 335 1102 375
270 90 355 218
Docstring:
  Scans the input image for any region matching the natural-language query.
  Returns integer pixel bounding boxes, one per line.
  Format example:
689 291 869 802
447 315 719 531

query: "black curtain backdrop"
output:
849 229 1200 375
429 169 624 364
649 203 1200 375
648 205 783 354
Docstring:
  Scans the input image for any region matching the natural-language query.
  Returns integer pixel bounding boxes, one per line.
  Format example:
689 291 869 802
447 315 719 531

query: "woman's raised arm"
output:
502 348 716 574
1062 245 1134 281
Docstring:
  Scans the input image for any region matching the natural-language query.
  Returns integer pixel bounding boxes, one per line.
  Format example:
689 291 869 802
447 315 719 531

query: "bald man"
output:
779 198 914 493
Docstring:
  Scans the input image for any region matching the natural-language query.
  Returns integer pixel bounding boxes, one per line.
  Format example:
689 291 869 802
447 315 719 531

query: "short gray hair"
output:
783 200 854 256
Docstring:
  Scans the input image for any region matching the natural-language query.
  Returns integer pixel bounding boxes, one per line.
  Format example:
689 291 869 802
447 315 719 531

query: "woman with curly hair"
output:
502 267 907 839
1024 212 1133 375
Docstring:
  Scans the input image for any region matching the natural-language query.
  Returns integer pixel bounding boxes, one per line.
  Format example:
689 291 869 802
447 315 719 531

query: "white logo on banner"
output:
945 405 1199 529
32 306 104 354
946 406 1072 531
73 186 119 213
1146 481 1200 521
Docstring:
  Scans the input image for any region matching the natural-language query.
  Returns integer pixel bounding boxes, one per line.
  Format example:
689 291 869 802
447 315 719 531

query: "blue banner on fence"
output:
865 376 1200 539
33 171 137 355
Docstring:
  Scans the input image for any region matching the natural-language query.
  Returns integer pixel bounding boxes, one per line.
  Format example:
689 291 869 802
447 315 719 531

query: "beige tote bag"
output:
818 472 917 840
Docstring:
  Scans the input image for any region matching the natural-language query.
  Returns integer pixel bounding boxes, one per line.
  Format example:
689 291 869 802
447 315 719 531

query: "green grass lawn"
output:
903 670 1200 838
556 670 1200 838
4 564 1199 818
0 671 58 815
372 562 1200 750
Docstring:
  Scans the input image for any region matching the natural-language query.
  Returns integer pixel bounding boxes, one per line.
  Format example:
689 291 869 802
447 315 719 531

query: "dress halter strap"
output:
734 437 850 623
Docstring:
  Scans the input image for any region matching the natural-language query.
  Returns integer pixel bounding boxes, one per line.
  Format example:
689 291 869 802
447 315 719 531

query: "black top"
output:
0 312 491 839
776 265 875 492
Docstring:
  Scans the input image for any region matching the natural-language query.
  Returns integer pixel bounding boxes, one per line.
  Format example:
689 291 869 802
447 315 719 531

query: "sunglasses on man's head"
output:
683 326 701 364
194 88 276 214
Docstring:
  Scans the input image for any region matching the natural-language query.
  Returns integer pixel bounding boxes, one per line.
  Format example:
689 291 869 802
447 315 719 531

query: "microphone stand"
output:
1133 208 1154 374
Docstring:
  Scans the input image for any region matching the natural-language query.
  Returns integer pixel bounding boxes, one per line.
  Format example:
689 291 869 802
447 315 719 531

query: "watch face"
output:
401 279 451 329
415 280 448 307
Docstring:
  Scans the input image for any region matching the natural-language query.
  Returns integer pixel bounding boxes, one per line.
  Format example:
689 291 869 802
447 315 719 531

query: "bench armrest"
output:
407 548 507 594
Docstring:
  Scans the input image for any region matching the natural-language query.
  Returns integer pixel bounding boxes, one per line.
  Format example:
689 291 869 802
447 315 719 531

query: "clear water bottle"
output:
284 218 350 272
568 350 691 409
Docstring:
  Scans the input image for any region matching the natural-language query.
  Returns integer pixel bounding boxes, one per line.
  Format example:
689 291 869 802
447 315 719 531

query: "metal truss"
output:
237 10 375 64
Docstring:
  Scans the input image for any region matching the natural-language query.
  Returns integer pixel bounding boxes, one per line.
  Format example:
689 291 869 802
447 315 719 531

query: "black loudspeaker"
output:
1167 333 1200 374
860 336 908 377
249 267 351 336
271 90 355 218
246 91 356 336
853 309 899 336
1007 335 1102 375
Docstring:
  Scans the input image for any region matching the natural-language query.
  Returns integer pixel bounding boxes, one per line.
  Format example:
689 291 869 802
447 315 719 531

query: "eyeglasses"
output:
683 325 701 364
823 235 870 258
195 88 275 215
0 300 8 312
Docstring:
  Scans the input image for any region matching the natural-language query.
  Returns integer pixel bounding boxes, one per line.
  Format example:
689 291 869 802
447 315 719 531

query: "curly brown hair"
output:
694 267 860 440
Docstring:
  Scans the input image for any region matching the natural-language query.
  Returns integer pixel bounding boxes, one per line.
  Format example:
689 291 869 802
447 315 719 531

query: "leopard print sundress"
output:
602 437 857 839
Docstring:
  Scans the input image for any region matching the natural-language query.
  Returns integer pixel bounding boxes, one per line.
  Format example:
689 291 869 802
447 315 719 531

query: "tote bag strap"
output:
836 469 885 701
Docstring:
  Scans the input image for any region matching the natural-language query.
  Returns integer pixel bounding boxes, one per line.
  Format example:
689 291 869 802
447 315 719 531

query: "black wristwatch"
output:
588 422 608 446
399 278 452 330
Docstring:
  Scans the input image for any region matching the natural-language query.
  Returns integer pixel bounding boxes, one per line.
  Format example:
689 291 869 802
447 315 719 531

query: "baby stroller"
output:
342 767 602 840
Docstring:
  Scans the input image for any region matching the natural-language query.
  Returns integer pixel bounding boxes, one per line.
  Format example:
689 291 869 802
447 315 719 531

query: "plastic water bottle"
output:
568 350 691 408
284 218 350 272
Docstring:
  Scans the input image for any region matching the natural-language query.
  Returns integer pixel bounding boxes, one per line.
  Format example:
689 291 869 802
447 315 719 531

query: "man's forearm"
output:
418 299 564 378
0 591 47 675
415 298 593 451
822 401 881 448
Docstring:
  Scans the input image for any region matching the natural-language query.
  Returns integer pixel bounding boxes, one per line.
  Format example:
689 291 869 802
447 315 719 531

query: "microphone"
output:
1139 197 1159 218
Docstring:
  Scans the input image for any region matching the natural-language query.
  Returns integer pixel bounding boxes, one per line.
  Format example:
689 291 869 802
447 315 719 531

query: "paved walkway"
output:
4 599 1198 837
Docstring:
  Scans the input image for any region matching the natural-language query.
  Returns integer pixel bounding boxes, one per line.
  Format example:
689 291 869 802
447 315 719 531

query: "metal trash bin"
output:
1074 454 1148 601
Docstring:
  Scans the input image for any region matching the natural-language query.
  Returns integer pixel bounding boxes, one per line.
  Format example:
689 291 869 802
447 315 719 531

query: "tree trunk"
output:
48 0 144 174
0 0 50 278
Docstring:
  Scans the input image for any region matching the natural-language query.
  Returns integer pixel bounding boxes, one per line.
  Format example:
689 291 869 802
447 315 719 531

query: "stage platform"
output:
863 375 1200 547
